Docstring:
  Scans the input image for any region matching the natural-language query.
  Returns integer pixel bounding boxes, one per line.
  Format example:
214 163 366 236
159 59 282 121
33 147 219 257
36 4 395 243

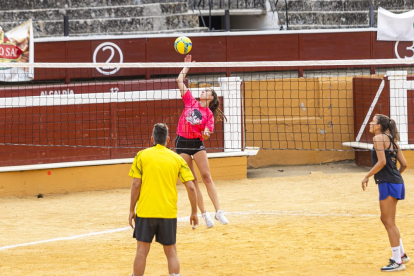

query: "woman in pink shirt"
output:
175 55 229 228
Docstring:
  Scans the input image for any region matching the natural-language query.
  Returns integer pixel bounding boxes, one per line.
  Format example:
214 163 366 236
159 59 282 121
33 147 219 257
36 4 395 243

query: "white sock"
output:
392 246 402 264
400 238 405 256
169 274 180 276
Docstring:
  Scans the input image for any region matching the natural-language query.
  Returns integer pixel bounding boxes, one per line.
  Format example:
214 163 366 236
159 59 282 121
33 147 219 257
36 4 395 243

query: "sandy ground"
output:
247 160 369 178
1 161 413 276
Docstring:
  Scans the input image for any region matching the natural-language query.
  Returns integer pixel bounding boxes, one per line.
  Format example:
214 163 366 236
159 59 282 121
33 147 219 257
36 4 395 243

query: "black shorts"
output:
133 216 177 246
175 135 206 156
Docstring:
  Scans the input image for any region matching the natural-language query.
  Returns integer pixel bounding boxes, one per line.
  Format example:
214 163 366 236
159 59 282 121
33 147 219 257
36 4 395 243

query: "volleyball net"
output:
1 59 414 164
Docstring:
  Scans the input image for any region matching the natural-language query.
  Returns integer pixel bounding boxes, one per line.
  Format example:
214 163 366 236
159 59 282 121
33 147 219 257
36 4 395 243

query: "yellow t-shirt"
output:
128 144 194 218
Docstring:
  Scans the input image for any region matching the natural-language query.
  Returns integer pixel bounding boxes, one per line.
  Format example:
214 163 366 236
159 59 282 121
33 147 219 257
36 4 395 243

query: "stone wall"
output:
0 0 138 10
0 0 206 37
275 0 414 29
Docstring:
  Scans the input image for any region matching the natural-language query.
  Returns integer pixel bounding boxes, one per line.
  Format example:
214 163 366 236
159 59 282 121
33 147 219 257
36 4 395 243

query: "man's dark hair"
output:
152 123 168 145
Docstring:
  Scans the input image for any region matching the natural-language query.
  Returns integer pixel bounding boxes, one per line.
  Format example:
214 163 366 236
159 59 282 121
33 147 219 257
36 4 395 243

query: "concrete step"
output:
188 0 266 10
274 0 371 12
286 24 370 30
1 0 139 10
41 26 209 37
143 0 187 3
0 3 188 22
278 8 413 28
191 8 266 17
0 14 200 37
374 0 412 10
278 11 370 26
274 0 410 12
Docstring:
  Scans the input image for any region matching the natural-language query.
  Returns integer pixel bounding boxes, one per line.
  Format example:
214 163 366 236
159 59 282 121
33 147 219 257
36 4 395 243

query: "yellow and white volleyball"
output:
174 36 192 54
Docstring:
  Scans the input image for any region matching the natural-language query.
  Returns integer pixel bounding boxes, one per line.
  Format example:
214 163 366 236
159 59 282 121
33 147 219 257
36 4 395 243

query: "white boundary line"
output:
2 211 414 251
0 216 190 251
0 227 130 251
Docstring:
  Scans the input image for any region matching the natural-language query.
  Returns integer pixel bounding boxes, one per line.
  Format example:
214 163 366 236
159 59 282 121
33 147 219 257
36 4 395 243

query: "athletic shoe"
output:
381 259 406 272
202 212 214 228
215 210 229 225
389 253 410 264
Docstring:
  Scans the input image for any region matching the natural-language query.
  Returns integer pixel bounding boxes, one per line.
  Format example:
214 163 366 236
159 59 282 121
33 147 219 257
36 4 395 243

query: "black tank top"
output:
371 134 404 184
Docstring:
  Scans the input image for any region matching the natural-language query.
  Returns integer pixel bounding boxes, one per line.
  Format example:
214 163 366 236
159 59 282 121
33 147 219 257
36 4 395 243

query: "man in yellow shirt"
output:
128 123 198 276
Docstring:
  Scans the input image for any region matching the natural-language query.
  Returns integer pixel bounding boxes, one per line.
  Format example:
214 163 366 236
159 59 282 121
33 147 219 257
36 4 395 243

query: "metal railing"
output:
193 0 211 30
191 0 269 31
268 0 288 30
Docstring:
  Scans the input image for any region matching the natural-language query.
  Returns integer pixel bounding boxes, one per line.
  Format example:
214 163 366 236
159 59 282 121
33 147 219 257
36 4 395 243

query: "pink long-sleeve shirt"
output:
177 90 214 141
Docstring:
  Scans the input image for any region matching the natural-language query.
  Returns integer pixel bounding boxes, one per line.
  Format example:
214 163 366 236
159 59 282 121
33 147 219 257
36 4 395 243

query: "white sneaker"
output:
381 259 405 272
202 212 214 228
215 210 229 225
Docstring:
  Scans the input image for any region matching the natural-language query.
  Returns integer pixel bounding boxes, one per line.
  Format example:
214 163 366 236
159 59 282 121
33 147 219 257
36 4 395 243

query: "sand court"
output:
1 164 413 275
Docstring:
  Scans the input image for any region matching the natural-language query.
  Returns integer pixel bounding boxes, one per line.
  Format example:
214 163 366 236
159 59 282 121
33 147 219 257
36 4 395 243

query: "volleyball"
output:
174 36 192 54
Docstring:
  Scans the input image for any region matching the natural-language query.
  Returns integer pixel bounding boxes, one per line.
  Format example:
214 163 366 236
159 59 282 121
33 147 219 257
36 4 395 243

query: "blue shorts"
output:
378 182 405 201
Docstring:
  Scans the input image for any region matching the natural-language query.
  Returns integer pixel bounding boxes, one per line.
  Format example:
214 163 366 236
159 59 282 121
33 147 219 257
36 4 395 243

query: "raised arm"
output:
176 55 192 97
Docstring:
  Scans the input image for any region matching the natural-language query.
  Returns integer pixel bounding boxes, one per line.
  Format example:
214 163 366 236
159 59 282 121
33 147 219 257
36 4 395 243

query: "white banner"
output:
0 20 34 82
377 7 414 41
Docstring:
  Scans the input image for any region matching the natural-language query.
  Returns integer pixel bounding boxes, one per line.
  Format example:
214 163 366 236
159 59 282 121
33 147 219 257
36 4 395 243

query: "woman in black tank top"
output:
362 114 409 271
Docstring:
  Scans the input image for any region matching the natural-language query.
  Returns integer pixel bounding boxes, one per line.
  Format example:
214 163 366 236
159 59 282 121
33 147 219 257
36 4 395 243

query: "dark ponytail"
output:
375 114 400 142
388 118 400 142
208 89 228 122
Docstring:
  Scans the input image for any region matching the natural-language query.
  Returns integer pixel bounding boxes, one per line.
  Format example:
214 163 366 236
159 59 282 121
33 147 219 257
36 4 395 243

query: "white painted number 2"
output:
110 87 119 93
93 42 124 75
395 41 414 59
